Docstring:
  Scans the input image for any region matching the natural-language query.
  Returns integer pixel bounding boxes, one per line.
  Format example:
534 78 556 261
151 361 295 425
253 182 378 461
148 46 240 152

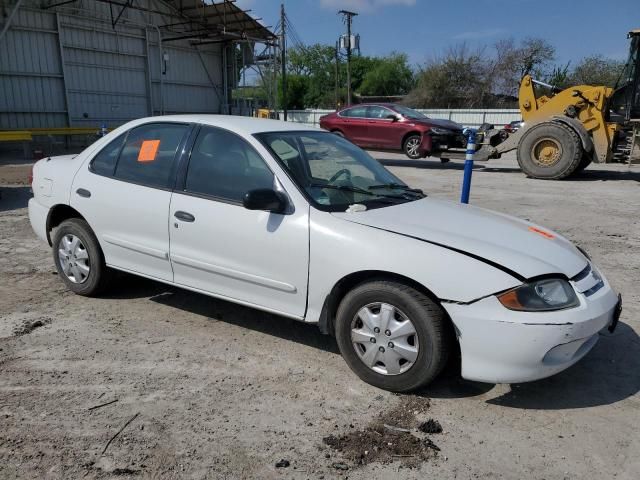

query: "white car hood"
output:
332 198 588 280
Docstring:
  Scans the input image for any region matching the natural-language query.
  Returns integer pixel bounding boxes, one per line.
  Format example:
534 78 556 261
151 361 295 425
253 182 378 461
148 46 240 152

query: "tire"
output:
403 134 422 159
575 153 592 173
52 218 111 296
516 122 583 179
331 130 345 137
334 280 451 392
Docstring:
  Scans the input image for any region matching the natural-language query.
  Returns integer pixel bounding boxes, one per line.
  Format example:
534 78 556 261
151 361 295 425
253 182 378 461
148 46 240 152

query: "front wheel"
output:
334 280 451 392
403 135 422 159
516 122 583 179
52 218 111 296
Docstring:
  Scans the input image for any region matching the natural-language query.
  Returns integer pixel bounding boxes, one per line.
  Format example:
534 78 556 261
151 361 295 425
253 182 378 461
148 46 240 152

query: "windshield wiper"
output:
309 183 407 201
368 183 425 196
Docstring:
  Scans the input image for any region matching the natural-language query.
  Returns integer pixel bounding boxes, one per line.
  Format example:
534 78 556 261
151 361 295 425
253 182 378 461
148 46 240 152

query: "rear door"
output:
168 125 309 318
339 106 369 145
71 122 190 282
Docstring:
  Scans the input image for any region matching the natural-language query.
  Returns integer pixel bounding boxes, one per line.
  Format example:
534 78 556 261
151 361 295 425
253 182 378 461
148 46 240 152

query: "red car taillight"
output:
28 164 35 186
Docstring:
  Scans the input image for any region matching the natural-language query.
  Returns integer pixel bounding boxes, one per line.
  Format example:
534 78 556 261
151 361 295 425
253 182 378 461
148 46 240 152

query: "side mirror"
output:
243 188 287 214
386 114 399 122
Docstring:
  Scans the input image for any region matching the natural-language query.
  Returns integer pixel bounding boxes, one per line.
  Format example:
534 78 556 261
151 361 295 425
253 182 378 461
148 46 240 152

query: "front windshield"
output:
255 131 424 212
392 105 428 119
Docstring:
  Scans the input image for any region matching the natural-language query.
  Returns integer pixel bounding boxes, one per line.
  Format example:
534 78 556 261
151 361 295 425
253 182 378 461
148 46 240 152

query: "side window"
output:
113 123 189 188
90 133 126 176
341 106 367 118
184 126 274 202
366 106 393 119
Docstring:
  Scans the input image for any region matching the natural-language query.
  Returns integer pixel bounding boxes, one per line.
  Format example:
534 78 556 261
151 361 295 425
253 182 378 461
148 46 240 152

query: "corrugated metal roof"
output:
161 0 276 43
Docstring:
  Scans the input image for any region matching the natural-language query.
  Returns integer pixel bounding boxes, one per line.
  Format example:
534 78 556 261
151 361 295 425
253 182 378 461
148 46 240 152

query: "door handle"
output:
76 188 91 198
174 211 195 222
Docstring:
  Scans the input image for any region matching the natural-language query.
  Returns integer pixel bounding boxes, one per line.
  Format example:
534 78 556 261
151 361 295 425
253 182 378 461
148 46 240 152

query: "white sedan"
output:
28 115 622 392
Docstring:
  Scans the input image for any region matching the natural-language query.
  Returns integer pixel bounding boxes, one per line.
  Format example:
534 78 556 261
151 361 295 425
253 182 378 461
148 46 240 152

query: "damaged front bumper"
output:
442 276 620 384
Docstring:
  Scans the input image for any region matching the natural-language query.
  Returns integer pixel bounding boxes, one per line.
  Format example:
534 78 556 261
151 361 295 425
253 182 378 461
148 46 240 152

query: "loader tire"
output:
575 154 592 173
516 122 583 179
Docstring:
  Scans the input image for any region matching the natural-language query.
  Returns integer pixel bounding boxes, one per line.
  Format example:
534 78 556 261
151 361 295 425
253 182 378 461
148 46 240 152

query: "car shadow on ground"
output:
0 186 31 212
484 322 640 409
102 273 340 354
420 322 640 410
102 274 639 410
569 169 640 182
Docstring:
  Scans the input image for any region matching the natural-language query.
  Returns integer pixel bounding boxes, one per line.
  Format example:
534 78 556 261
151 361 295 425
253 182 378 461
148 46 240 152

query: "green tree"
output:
405 44 489 108
278 74 309 110
569 55 626 87
359 53 414 96
288 44 337 108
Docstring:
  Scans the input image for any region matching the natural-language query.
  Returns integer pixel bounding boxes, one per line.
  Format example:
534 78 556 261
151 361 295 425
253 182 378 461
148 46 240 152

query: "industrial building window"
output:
114 123 189 189
90 133 126 177
184 126 273 203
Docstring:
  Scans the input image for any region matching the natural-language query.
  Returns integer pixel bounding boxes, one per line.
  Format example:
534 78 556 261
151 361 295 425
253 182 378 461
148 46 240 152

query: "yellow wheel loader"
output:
476 30 640 179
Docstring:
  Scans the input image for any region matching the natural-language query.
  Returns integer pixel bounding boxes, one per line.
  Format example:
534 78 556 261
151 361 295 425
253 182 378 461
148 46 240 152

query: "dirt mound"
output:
12 317 51 336
322 396 440 468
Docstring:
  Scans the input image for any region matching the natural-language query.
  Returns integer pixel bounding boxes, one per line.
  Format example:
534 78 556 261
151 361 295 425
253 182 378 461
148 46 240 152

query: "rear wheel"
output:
403 135 422 159
331 129 345 137
334 280 451 392
516 122 583 179
52 218 111 296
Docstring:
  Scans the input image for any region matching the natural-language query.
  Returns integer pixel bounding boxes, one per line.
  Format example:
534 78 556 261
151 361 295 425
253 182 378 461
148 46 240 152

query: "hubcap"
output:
532 138 562 166
351 302 419 375
58 234 90 284
406 138 420 157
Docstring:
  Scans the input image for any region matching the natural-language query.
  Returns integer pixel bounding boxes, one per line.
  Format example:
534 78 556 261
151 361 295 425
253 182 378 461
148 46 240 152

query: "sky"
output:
235 0 639 67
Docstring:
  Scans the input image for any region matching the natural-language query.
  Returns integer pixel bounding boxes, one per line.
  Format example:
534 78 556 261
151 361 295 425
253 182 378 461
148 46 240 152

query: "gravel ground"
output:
1 152 639 479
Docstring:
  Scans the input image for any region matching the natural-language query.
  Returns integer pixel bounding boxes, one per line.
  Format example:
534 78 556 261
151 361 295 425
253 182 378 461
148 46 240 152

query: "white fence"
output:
277 108 521 129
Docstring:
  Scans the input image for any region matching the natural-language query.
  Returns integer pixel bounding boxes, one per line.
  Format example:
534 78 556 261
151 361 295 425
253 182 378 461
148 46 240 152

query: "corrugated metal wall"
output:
0 0 225 130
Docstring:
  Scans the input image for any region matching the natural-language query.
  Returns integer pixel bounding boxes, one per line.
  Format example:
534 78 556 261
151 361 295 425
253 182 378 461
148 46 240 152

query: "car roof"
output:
341 103 397 109
125 114 320 136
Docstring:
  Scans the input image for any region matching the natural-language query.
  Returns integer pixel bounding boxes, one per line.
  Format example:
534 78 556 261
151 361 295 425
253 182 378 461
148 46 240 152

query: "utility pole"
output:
339 9 357 106
335 40 339 110
280 3 287 121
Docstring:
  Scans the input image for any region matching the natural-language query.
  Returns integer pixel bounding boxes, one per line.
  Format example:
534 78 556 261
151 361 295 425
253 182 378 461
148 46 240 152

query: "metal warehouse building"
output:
0 0 275 131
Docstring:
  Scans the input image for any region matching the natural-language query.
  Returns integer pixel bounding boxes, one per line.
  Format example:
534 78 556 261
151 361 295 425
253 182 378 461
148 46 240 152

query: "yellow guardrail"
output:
0 127 111 142
0 131 33 142
29 128 107 136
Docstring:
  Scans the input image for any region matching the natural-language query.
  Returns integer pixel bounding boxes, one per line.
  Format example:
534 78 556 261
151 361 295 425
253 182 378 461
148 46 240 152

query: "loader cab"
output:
608 30 640 123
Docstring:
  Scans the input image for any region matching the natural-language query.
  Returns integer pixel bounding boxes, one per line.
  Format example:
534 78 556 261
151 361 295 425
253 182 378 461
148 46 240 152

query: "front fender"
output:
305 210 522 324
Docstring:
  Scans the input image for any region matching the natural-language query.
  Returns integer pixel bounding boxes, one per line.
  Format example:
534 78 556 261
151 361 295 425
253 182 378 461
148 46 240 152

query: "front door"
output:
365 106 405 149
168 126 309 318
71 122 191 281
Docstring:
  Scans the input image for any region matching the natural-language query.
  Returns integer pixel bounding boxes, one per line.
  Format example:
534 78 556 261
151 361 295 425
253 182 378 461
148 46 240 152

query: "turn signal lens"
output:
497 278 579 311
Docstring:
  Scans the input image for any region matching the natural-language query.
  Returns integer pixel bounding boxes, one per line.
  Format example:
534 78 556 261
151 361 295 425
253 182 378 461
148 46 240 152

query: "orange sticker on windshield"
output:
138 140 160 162
528 226 555 239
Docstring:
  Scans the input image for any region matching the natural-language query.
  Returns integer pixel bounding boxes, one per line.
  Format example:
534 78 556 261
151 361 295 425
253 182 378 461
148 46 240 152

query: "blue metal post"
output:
460 128 476 204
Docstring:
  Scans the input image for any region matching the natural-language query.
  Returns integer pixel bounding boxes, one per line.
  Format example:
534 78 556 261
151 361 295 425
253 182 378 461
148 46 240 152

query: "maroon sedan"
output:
319 103 466 159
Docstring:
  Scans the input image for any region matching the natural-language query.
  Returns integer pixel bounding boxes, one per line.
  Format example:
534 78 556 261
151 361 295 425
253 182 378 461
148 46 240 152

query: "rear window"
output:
113 123 189 189
340 106 367 118
90 133 126 176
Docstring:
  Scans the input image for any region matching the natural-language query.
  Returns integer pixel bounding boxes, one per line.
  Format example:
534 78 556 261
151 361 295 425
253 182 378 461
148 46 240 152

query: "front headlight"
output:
497 278 579 311
430 127 451 135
